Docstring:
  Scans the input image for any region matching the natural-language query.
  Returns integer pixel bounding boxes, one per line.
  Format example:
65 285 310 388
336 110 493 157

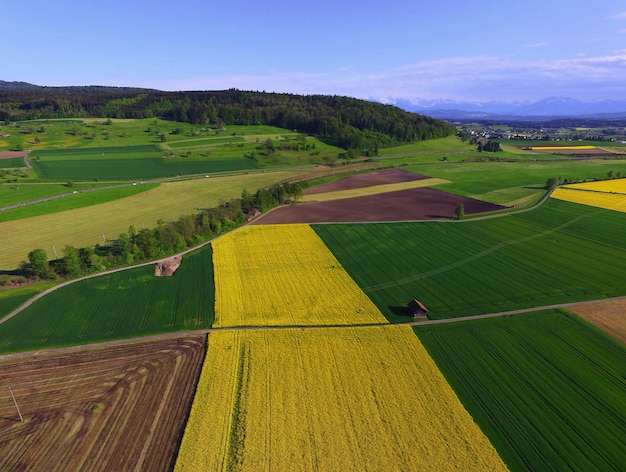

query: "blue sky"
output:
3 0 626 103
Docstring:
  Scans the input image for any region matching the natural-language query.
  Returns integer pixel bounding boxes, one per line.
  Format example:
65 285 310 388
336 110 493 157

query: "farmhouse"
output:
407 299 429 319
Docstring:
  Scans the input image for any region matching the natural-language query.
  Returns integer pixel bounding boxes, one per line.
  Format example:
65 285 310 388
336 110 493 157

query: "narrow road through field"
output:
2 294 625 360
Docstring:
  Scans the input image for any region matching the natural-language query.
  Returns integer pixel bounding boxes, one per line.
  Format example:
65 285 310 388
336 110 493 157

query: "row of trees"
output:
26 181 304 280
0 87 456 152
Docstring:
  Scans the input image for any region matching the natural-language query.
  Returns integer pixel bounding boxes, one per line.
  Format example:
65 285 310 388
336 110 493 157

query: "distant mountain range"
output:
378 97 626 121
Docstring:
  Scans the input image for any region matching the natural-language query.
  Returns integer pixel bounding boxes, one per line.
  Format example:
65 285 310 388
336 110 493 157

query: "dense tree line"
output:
25 181 304 280
0 86 456 151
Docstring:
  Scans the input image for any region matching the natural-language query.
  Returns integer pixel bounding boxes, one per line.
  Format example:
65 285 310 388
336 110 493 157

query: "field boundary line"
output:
3 294 626 360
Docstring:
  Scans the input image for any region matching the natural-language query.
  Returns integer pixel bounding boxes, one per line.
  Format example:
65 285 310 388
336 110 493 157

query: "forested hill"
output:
0 83 455 150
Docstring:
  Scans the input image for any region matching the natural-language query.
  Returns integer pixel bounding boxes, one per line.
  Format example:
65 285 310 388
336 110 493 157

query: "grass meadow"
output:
415 310 626 471
313 198 626 322
0 247 214 353
0 183 158 222
0 170 298 270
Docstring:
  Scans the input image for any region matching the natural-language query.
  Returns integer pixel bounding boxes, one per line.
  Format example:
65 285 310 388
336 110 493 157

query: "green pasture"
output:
0 158 25 169
0 247 214 354
415 310 626 471
0 284 56 318
2 118 305 153
0 183 158 222
31 156 260 180
313 198 626 322
399 159 626 206
0 170 298 270
1 182 126 209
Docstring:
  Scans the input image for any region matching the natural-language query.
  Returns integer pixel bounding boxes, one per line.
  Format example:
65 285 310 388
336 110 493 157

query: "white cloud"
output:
523 42 550 48
611 11 626 19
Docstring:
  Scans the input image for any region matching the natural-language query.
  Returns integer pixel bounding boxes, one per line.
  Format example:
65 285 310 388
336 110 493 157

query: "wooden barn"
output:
407 299 429 319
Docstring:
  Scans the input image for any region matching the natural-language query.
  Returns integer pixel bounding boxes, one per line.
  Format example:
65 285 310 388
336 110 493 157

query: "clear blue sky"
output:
4 0 626 103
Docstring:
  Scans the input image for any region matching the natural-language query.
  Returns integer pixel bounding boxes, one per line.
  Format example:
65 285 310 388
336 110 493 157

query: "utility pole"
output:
8 386 23 423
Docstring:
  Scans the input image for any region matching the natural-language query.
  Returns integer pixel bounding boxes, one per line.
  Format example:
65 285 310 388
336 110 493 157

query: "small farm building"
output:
407 299 429 318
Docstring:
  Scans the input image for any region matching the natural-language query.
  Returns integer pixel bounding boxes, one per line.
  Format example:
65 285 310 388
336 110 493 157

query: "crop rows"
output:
0 247 214 353
175 326 507 471
313 211 626 321
211 224 387 327
414 310 626 471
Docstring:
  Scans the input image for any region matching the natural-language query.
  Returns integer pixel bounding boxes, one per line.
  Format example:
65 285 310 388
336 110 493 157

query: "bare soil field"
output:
569 299 626 345
304 168 429 195
255 187 505 224
0 151 27 160
0 335 205 472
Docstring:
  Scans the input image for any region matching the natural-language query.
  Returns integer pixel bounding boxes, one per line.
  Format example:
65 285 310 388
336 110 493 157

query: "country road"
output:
2 294 625 361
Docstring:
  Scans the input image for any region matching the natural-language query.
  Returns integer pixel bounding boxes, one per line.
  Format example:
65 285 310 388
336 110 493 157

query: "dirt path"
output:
3 294 625 361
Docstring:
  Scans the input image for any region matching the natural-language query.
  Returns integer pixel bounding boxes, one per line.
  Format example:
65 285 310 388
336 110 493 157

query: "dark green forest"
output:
0 84 455 151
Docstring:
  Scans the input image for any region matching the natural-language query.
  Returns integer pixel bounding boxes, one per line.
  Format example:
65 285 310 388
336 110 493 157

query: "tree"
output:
546 176 563 189
28 248 50 278
455 203 465 220
61 245 81 277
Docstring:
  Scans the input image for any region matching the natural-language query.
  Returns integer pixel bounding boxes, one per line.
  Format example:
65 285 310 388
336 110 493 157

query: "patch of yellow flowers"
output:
551 180 626 213
211 224 387 327
175 326 508 471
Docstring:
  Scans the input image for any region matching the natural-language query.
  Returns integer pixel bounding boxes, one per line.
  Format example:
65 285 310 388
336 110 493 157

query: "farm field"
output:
563 178 626 193
415 310 626 471
0 335 205 472
299 177 451 202
551 186 626 213
0 183 158 222
401 160 626 206
0 247 214 354
569 298 626 345
212 224 387 327
30 143 261 180
313 198 626 322
175 326 507 471
0 284 55 317
258 187 504 224
0 170 297 271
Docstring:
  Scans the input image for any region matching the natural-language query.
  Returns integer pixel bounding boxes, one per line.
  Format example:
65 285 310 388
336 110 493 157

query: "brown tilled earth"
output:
569 299 626 345
0 335 205 472
303 168 429 195
255 169 505 224
0 151 27 159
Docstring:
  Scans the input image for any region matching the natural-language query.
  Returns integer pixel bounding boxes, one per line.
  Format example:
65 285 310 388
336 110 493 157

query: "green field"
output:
0 247 214 354
414 310 626 471
400 159 626 206
0 183 158 222
0 284 56 318
0 158 25 168
313 199 626 322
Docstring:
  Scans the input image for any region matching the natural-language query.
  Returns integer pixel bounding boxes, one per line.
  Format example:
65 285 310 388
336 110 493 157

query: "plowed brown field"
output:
0 335 205 472
569 299 626 345
256 169 504 224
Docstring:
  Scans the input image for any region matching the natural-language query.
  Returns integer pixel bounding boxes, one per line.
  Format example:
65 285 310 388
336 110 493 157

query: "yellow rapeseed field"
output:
551 186 626 213
174 326 508 471
531 145 596 151
211 224 387 327
561 178 626 194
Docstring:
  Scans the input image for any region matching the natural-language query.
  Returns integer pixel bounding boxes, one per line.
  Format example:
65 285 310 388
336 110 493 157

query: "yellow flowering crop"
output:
551 185 626 213
175 327 507 471
531 145 596 151
212 224 387 327
561 178 626 194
